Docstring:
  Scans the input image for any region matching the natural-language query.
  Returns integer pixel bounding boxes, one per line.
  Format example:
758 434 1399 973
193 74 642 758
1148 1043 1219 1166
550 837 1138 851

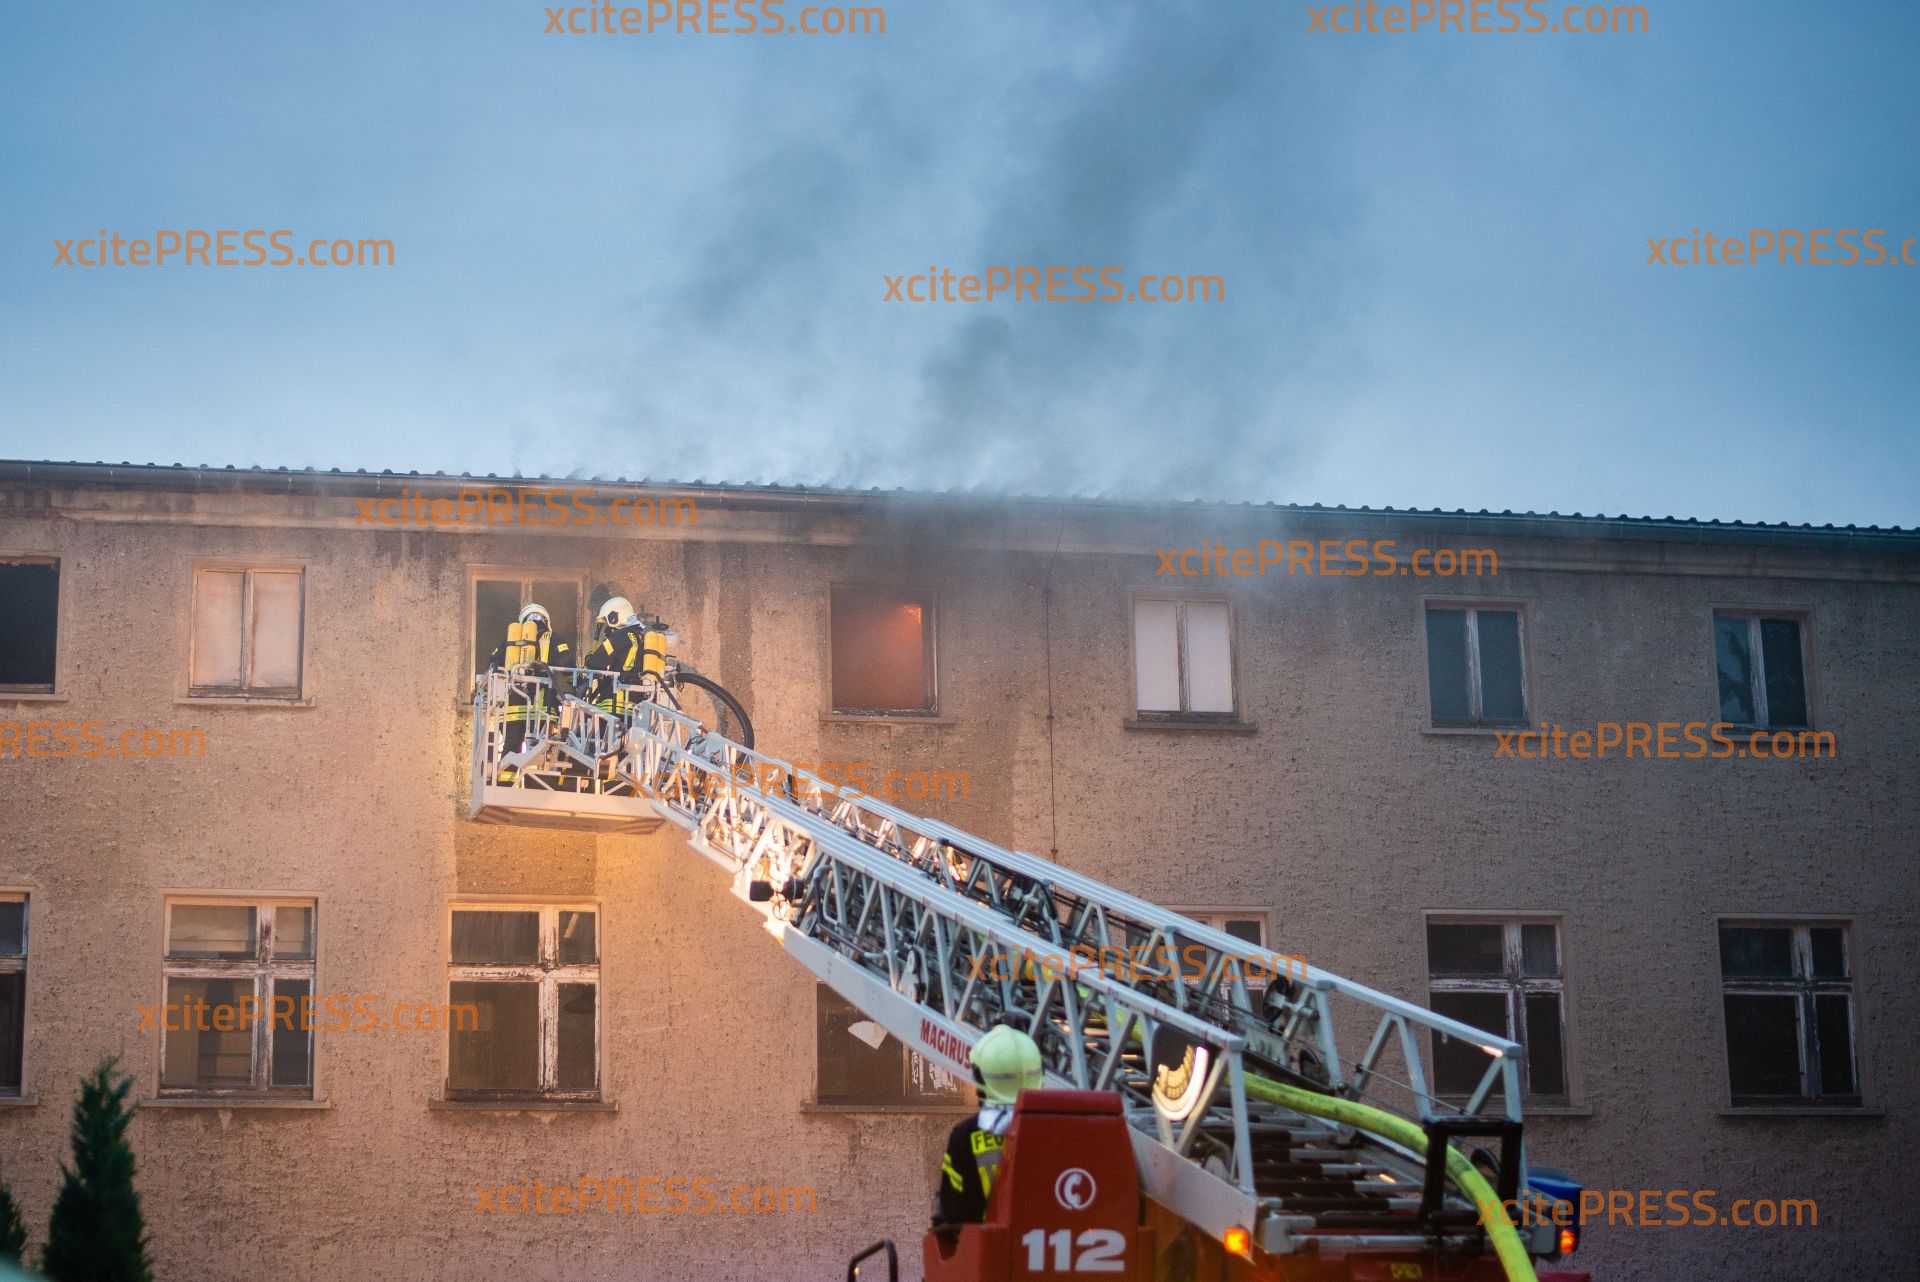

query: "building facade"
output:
0 462 1914 1282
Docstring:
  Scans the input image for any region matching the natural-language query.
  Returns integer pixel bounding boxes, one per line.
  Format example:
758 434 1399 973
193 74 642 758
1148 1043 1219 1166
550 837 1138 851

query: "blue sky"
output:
2 0 1915 525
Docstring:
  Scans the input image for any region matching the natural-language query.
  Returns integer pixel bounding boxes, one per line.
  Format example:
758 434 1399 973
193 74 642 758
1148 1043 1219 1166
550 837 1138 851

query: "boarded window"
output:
1427 917 1567 1103
1425 606 1526 727
1714 614 1809 729
1133 598 1236 719
0 895 25 1096
0 561 58 690
830 586 935 713
813 984 968 1108
190 568 304 697
446 904 599 1100
159 898 315 1099
1719 921 1857 1106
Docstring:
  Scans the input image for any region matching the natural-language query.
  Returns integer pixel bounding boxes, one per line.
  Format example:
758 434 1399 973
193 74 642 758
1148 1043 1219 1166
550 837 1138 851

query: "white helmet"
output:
518 603 551 630
595 596 636 629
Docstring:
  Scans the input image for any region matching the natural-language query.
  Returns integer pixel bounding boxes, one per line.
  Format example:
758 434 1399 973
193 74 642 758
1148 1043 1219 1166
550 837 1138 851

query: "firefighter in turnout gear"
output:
932 1025 1045 1230
487 602 573 784
584 593 647 716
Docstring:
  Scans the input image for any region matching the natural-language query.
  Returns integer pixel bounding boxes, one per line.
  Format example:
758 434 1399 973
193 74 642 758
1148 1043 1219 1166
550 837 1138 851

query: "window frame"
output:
1420 598 1531 731
444 901 601 1103
1127 590 1242 724
1423 912 1573 1108
1709 608 1816 732
0 556 61 695
157 895 318 1100
808 982 971 1112
186 562 308 701
465 566 588 686
826 581 940 717
0 890 28 1099
1171 907 1272 993
1715 916 1861 1109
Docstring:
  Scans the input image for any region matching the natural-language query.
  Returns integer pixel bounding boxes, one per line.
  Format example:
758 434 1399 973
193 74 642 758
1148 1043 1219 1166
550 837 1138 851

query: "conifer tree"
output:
40 1058 152 1282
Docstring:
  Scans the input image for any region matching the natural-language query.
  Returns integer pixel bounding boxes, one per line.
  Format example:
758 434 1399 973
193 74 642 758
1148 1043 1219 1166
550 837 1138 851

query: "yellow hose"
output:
1243 1074 1538 1282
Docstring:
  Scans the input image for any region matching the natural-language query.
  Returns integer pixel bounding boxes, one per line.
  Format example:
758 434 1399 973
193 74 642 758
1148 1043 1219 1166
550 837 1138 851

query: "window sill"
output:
820 713 955 728
802 1102 977 1116
1422 725 1529 737
0 692 66 705
177 695 316 709
1522 1104 1594 1117
1720 1106 1883 1119
0 1093 41 1107
429 1098 617 1113
1122 718 1257 734
143 1096 332 1110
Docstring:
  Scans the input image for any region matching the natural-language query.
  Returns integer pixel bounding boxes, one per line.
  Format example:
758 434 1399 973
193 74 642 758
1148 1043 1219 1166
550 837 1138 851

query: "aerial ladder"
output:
469 643 1591 1282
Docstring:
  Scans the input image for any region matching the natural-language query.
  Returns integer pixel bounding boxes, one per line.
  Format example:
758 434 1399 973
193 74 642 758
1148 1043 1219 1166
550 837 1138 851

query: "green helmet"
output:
970 1025 1044 1104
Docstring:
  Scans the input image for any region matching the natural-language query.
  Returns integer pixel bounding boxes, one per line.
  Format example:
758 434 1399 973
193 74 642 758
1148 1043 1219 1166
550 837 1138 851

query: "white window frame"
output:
445 902 600 1101
0 890 27 1098
187 563 307 699
0 556 60 694
1711 610 1814 731
1422 601 1529 729
1716 917 1859 1108
466 566 587 681
1424 913 1570 1106
1129 593 1240 721
1172 907 1273 991
158 896 317 1099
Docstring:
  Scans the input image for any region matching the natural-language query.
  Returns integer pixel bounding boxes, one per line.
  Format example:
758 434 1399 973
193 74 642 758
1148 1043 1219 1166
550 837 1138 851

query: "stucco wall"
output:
0 477 1914 1282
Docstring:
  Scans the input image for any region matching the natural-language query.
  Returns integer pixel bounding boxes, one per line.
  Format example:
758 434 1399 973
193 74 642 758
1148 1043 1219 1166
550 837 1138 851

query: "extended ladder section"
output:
470 671 1546 1263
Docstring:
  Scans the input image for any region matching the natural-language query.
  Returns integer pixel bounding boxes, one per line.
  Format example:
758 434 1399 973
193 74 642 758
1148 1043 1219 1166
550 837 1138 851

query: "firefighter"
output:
487 603 573 784
584 593 646 716
933 1024 1045 1230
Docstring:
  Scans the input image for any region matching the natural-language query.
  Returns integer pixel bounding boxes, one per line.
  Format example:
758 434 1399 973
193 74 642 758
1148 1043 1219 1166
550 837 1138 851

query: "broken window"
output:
190 567 304 698
1719 921 1858 1106
471 575 582 675
0 894 25 1096
830 585 935 714
1714 613 1809 728
446 903 599 1100
0 560 58 691
159 898 316 1097
1425 605 1526 727
813 984 968 1108
1133 597 1236 719
1427 917 1568 1103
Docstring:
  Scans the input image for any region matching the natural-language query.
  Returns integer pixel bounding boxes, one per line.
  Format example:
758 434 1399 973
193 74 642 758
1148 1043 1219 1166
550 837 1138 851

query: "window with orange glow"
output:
830 586 935 713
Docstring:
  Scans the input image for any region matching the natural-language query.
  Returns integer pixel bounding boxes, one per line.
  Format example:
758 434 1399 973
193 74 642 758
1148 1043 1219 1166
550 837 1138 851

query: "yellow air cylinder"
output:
642 629 667 677
507 620 529 666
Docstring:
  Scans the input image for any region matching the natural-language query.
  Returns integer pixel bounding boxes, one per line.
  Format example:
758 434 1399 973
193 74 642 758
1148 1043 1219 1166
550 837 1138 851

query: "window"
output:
1425 605 1526 728
830 585 935 714
813 984 968 1108
472 575 581 676
190 567 304 698
446 904 598 1100
1714 613 1809 729
1718 921 1858 1107
0 559 59 691
1426 917 1567 1103
1174 908 1271 988
160 898 316 1097
1133 597 1235 719
0 894 25 1096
